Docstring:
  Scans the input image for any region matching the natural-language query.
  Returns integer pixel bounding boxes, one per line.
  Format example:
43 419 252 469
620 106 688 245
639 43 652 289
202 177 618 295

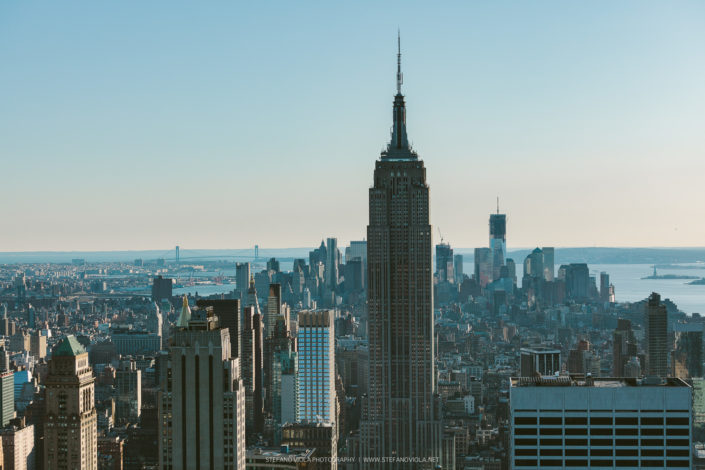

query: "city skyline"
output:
2 4 705 467
2 1 704 251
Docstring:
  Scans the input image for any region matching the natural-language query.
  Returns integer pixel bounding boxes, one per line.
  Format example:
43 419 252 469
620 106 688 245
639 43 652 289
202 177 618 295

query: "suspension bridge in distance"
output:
148 245 303 263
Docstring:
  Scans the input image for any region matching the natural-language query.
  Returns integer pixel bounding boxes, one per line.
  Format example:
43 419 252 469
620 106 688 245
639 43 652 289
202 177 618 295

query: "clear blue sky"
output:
1 1 704 251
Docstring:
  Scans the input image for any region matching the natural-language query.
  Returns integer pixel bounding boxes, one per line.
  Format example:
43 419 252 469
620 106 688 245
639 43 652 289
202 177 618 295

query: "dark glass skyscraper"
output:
435 242 454 283
646 292 668 378
489 210 506 281
360 38 442 468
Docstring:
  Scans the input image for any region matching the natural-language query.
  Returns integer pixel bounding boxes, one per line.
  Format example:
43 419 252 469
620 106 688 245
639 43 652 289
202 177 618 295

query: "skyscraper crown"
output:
382 33 417 161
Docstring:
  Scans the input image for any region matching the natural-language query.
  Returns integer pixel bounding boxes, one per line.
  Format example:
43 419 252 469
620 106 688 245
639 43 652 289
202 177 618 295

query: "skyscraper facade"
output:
158 307 246 470
565 263 590 302
435 243 454 283
474 248 492 288
646 292 668 378
242 305 264 438
453 254 464 282
599 271 610 302
266 283 282 339
360 39 442 468
151 275 173 302
542 247 555 282
510 376 692 469
325 237 339 289
489 212 506 281
519 347 561 377
264 313 296 436
235 262 250 301
44 335 97 470
146 302 163 349
346 240 367 264
1 422 35 470
0 371 14 427
612 319 637 377
296 310 336 426
196 299 241 363
115 359 141 425
671 324 703 379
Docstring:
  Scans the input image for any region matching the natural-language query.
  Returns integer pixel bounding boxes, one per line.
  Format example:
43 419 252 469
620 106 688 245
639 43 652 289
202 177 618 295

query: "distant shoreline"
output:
1 247 705 265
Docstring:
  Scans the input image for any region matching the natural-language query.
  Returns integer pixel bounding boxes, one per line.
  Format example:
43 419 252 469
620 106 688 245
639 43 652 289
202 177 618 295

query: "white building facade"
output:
296 310 336 425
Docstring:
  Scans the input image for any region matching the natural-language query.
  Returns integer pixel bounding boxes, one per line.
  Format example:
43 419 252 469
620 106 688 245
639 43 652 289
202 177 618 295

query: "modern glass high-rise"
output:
435 243 454 283
565 263 590 301
360 38 442 468
599 271 610 302
489 211 506 281
542 246 555 282
326 237 339 289
453 254 464 281
474 247 492 288
235 262 250 300
346 240 367 264
296 310 336 426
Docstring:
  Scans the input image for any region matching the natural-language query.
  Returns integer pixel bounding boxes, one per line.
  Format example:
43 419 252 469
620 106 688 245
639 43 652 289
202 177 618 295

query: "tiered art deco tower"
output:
360 37 442 468
44 336 98 470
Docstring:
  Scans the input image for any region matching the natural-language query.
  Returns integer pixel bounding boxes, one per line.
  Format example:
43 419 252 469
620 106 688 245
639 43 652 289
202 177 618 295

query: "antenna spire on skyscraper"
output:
382 30 414 160
397 30 403 95
497 196 500 214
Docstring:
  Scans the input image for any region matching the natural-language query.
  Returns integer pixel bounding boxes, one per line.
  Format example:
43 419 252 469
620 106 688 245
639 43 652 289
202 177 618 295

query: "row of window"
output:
515 459 689 467
515 438 689 447
515 427 688 436
515 416 689 426
515 448 689 457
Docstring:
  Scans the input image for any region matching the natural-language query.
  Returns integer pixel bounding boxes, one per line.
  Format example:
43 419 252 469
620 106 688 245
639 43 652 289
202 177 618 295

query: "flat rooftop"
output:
510 376 690 388
246 447 315 459
520 347 561 353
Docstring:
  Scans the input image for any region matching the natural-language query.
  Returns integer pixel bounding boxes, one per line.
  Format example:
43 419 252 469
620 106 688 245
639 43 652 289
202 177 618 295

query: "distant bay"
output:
460 260 705 315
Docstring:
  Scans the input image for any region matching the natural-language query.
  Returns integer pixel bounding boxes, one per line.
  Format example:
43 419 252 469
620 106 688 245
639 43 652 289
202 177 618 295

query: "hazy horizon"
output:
2 1 704 251
3 246 705 266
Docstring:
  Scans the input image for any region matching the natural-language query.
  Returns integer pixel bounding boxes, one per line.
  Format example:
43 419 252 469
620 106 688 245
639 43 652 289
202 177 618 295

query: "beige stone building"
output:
44 335 97 470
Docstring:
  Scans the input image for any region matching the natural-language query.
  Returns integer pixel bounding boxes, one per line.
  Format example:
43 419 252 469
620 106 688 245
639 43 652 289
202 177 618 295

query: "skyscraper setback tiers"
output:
44 336 97 470
360 38 443 468
158 306 246 469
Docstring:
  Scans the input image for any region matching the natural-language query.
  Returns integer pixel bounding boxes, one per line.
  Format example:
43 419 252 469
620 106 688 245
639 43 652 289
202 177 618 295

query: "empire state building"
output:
360 37 443 468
